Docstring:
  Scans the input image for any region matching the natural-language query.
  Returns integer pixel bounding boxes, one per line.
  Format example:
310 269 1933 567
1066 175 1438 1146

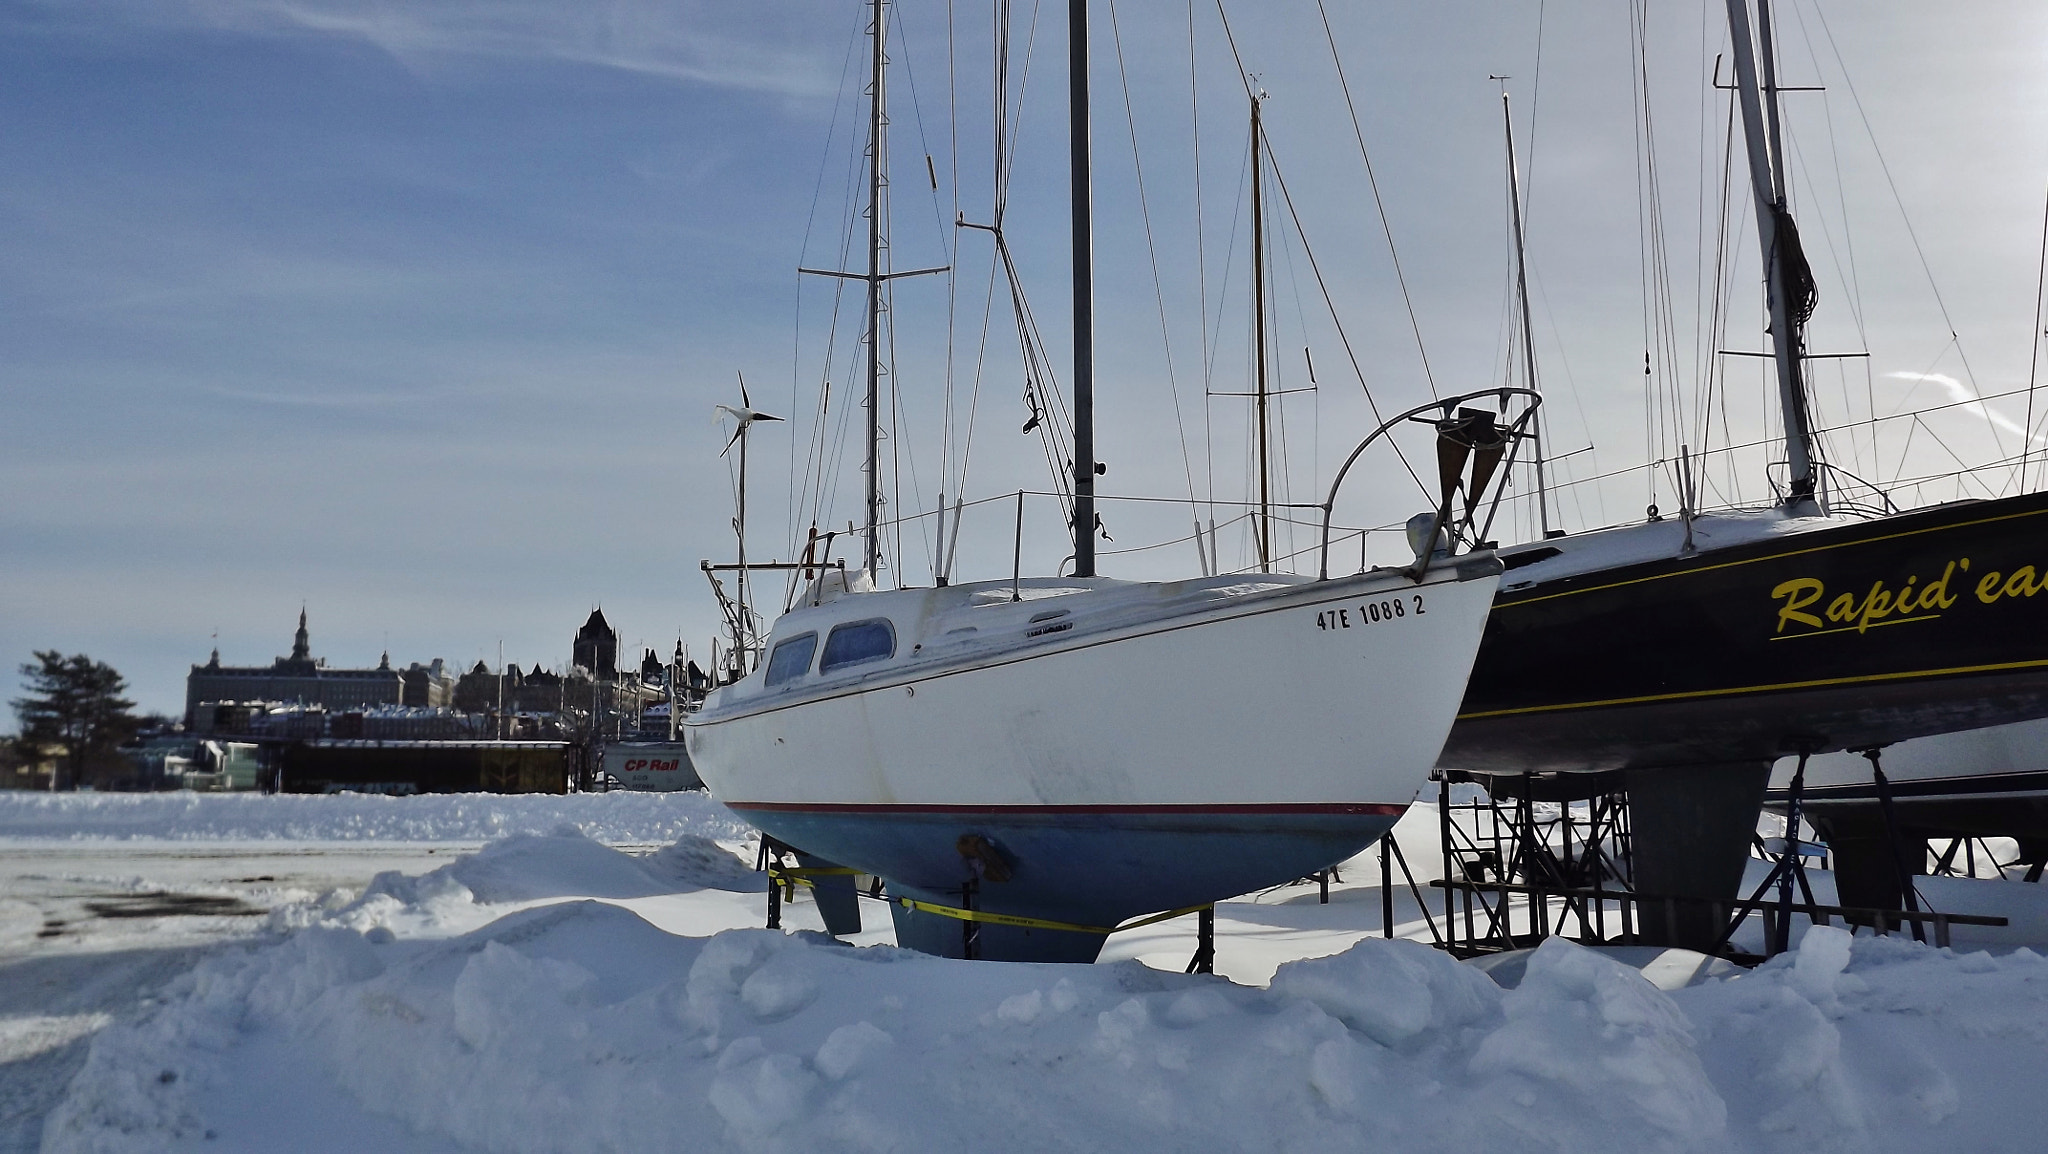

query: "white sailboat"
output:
684 0 1501 962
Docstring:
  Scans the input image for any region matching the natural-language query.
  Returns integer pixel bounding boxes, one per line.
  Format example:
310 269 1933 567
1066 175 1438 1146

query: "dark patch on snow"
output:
84 894 260 919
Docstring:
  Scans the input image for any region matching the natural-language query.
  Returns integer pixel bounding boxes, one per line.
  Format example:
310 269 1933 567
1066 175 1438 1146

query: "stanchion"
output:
1863 746 1926 942
1184 907 1214 974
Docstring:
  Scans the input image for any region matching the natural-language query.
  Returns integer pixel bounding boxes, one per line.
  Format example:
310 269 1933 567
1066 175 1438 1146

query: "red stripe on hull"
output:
723 801 1410 817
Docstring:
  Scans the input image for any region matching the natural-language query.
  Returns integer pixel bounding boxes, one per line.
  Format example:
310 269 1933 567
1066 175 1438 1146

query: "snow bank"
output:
0 790 752 845
353 829 758 906
45 839 2048 1154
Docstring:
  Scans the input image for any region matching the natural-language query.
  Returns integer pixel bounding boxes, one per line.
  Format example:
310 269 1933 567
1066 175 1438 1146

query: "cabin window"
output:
764 633 818 687
820 619 896 673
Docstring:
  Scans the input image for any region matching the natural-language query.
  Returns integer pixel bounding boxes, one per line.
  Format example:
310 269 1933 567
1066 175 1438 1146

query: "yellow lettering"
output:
1919 561 1961 610
1827 593 1857 624
2006 566 2040 599
1772 578 1826 632
1978 572 2005 604
1858 582 1895 633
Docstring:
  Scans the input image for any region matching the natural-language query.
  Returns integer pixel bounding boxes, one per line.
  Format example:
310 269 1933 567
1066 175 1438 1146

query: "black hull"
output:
1441 490 2048 774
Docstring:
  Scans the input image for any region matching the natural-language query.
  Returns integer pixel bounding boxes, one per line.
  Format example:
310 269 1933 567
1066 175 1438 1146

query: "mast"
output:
1501 91 1553 538
863 0 887 578
1250 92 1272 571
796 0 942 585
1723 0 1817 503
737 416 748 636
1069 0 1097 578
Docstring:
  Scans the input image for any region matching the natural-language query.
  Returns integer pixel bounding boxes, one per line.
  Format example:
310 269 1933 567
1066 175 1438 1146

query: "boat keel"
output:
1626 761 1770 951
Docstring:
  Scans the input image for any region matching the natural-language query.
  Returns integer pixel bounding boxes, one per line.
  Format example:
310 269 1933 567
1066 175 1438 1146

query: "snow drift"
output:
40 826 2048 1153
0 790 749 845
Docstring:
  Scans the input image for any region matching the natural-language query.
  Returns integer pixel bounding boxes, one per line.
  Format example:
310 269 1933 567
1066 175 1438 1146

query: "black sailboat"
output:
1433 0 2048 949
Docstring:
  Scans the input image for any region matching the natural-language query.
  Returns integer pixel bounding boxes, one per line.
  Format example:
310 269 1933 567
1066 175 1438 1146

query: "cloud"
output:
201 385 412 409
34 0 844 100
1886 371 2048 447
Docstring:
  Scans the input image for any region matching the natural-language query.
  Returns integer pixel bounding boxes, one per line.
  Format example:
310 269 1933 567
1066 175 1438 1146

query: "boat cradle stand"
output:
1400 765 2002 963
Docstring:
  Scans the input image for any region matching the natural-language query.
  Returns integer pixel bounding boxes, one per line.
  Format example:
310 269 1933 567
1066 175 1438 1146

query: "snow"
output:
1494 506 1841 591
13 795 2048 1152
0 790 751 846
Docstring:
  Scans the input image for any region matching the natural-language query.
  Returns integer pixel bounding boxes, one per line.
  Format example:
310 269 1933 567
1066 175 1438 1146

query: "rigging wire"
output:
1531 377 2045 509
1775 5 1884 489
1260 154 1424 496
878 0 957 582
1212 1 1423 500
1313 0 1439 401
1807 3 1991 466
1698 92 1741 509
1627 0 1689 510
2025 176 2048 491
942 0 962 579
787 17 871 580
1106 0 1202 515
1188 0 1218 538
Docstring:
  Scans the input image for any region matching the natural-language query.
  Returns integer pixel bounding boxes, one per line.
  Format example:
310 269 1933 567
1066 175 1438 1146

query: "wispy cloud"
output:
38 0 844 100
1887 371 2048 447
201 385 413 409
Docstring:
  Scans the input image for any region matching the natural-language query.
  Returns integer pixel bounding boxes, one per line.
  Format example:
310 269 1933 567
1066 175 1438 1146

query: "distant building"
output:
1 741 56 790
453 661 572 714
573 609 618 681
401 659 454 708
184 610 405 723
280 739 571 795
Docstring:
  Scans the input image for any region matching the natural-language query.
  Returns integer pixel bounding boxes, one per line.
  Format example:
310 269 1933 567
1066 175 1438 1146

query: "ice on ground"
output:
0 790 749 845
40 829 2048 1154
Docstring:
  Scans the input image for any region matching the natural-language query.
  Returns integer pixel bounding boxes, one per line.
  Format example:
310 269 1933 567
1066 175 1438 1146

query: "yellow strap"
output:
766 865 863 893
894 896 1211 936
770 865 861 878
1113 903 1215 934
770 866 1211 937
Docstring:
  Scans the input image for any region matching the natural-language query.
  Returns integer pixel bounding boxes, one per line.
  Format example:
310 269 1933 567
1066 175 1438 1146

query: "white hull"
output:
689 565 1496 810
684 562 1499 955
1773 718 2048 802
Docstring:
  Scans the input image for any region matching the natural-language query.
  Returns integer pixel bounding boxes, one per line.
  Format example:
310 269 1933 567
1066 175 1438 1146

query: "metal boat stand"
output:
1420 769 2001 962
1707 751 1827 957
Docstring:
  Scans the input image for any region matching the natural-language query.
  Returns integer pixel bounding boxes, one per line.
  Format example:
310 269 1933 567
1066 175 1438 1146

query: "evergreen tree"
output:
11 651 137 791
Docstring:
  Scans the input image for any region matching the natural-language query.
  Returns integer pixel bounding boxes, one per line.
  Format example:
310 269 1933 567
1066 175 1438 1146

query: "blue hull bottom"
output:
731 804 1401 962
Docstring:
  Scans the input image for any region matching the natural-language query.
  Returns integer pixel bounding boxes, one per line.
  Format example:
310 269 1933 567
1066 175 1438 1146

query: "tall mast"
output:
1250 93 1272 571
1501 91 1553 538
863 0 887 578
798 0 943 582
1069 0 1097 578
737 402 749 635
1723 0 1817 503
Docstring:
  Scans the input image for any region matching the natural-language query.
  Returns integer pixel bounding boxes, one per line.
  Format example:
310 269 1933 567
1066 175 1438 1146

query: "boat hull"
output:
688 565 1499 958
1761 718 2048 910
750 804 1402 961
1441 489 2048 774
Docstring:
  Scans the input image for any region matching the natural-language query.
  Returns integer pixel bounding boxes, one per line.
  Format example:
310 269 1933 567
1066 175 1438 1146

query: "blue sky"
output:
6 1 2047 717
